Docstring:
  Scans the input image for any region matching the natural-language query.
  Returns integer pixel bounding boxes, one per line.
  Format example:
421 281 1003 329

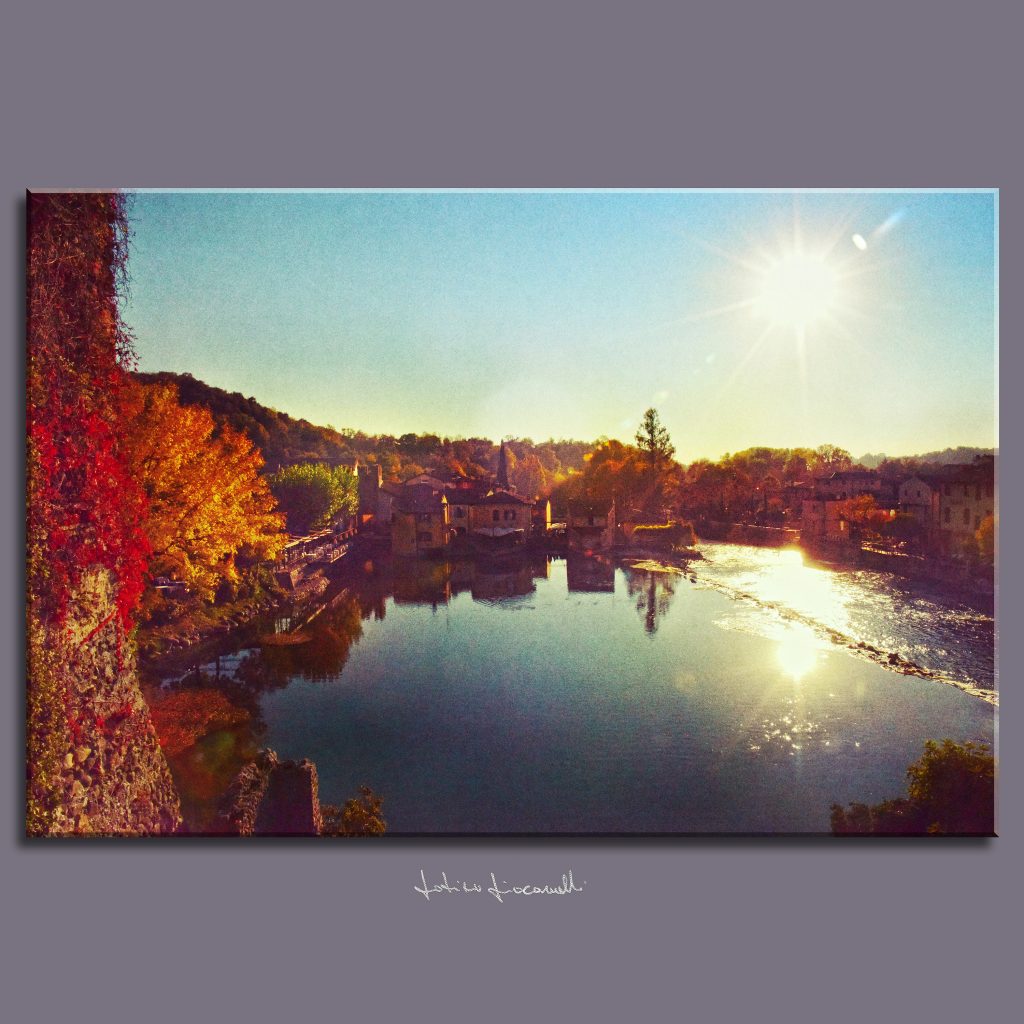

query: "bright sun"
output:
753 250 839 330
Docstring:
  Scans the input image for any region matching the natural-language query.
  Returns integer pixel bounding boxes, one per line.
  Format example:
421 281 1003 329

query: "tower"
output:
496 439 510 490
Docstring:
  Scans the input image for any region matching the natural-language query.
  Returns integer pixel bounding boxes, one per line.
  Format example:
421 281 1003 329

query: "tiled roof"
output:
394 484 447 515
474 490 534 506
442 484 493 503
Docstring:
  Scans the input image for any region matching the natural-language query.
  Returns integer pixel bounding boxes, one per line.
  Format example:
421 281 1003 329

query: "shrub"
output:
321 787 386 836
830 740 994 835
630 521 696 549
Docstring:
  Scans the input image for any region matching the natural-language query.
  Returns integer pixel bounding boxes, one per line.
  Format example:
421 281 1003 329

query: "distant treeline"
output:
857 446 996 469
135 373 995 517
134 372 593 497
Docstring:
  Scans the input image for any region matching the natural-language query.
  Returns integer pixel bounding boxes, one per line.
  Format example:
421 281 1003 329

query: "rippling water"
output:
691 543 995 693
149 548 995 834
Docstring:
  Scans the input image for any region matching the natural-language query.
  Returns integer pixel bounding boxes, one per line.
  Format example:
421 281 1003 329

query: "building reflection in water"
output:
566 555 615 594
388 556 551 607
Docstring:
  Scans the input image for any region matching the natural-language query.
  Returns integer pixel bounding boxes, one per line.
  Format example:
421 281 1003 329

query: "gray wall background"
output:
2 3 1017 1021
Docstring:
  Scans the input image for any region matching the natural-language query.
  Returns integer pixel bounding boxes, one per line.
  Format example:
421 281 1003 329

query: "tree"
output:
268 462 358 536
783 450 813 483
830 740 994 835
836 494 890 541
27 192 180 836
510 452 548 499
125 380 286 605
814 444 853 474
635 408 675 467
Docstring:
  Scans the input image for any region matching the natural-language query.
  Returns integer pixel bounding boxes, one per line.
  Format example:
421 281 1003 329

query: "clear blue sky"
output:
122 189 997 462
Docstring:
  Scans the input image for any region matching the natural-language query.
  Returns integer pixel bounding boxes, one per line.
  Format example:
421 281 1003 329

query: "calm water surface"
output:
151 545 994 833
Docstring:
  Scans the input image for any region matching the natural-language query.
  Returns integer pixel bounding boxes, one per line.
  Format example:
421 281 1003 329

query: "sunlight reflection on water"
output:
775 624 824 681
696 543 994 689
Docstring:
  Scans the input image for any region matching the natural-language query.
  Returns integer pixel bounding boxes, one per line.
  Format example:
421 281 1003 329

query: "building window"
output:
493 510 500 522
418 513 431 523
417 532 431 544
455 507 465 518
944 508 952 524
588 516 595 526
963 509 970 526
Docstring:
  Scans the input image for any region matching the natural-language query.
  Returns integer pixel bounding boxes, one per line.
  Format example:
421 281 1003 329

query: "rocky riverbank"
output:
138 570 334 661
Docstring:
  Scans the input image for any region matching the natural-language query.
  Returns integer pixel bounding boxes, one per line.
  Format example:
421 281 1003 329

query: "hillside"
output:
135 372 365 472
858 446 996 469
134 371 594 495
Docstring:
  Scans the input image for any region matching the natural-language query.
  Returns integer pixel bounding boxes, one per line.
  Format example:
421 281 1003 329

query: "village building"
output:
391 486 450 557
356 460 383 524
566 499 617 551
383 441 550 555
897 474 943 544
800 468 897 546
813 469 894 502
442 478 493 536
933 459 995 556
375 480 404 530
468 490 535 544
800 497 855 545
404 472 449 491
800 456 995 558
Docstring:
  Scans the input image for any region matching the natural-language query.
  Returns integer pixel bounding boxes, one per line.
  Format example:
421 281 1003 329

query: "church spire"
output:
496 439 509 489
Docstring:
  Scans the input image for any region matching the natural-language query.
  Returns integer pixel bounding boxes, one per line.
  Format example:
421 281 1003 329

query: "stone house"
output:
566 499 616 551
934 460 995 556
813 469 893 502
391 486 450 556
800 498 854 545
469 490 535 542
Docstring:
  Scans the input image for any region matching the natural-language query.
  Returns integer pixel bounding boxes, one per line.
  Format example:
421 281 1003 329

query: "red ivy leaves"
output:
27 193 150 634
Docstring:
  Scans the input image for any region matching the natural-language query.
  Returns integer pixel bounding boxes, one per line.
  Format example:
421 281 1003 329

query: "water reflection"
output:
775 623 824 681
695 543 995 691
165 723 260 833
566 556 615 594
142 550 994 833
751 548 851 633
389 556 551 606
747 699 832 760
624 567 679 635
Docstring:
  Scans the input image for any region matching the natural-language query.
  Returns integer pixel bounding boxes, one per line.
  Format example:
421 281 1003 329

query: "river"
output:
146 543 995 834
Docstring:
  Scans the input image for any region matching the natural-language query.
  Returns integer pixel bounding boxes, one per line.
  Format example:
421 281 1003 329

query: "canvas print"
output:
26 189 996 837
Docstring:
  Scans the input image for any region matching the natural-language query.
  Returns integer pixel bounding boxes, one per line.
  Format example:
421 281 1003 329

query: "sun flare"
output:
753 250 839 330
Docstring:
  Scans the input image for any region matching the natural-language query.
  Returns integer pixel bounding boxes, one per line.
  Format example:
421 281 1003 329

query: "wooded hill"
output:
134 371 594 497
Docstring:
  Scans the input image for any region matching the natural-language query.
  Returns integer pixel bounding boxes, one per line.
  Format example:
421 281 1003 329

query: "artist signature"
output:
414 869 586 903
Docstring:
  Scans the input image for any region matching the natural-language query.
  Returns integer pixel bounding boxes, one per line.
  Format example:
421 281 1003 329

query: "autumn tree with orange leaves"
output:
124 380 286 611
